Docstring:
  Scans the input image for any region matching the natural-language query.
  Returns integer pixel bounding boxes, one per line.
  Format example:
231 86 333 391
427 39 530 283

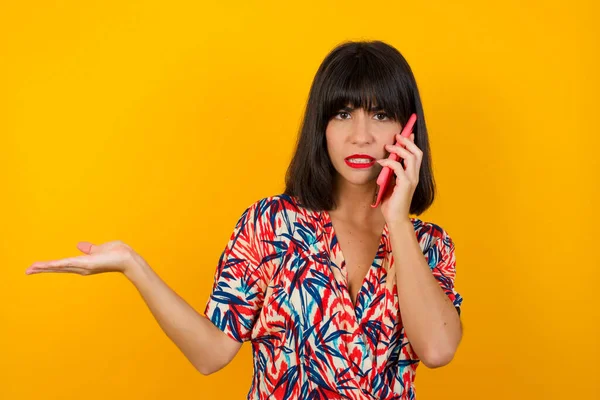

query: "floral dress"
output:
204 194 462 399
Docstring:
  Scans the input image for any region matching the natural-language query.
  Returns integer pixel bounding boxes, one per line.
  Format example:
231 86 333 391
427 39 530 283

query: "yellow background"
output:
2 1 598 399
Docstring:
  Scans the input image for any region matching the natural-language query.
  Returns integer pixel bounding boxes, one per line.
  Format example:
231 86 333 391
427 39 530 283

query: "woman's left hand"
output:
376 132 422 225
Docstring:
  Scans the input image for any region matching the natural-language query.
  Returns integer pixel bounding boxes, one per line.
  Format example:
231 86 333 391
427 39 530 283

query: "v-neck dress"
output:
203 194 463 400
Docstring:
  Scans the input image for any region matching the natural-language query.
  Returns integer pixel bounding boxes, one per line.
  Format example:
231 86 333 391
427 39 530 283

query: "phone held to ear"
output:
371 113 418 208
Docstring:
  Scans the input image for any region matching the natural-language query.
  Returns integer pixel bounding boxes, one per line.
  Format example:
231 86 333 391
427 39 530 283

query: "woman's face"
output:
325 103 402 186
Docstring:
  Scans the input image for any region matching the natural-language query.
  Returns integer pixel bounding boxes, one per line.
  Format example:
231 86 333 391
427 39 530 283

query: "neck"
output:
329 175 386 226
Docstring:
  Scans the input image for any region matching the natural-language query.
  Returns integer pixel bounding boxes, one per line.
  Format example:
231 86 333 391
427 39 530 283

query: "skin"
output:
325 102 399 226
326 104 462 368
25 241 239 375
24 102 462 372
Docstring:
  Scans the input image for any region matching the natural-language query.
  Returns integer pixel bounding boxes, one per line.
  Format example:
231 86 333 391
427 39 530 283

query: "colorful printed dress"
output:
203 194 463 399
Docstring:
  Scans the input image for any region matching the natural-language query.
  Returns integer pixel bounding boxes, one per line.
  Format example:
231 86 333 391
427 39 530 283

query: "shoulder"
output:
242 193 311 233
247 193 303 215
411 217 455 253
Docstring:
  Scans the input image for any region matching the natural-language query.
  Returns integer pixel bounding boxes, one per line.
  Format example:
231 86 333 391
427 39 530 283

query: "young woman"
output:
26 40 463 399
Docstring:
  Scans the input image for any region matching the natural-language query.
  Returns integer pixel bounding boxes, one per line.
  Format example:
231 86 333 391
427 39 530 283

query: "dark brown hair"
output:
284 40 436 216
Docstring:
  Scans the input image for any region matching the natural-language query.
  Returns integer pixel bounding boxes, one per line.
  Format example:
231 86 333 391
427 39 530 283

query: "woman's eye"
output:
334 111 389 120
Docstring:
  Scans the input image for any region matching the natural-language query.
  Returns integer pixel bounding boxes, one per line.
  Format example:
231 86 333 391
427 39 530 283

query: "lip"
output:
345 154 375 161
344 154 376 169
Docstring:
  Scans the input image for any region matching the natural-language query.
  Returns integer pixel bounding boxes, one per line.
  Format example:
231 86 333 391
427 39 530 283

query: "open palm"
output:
25 240 135 276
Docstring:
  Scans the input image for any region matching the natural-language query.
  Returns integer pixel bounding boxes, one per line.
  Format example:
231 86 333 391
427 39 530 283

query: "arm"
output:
389 221 462 368
125 252 242 375
26 238 245 375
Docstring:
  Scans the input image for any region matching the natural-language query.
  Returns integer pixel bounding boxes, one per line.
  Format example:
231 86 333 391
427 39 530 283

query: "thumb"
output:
77 241 97 254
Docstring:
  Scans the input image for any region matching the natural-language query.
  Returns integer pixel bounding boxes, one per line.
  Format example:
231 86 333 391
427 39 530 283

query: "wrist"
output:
388 217 413 228
388 219 414 237
123 251 150 283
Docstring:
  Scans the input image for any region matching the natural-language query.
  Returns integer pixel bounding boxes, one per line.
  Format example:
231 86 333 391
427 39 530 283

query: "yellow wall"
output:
2 1 598 399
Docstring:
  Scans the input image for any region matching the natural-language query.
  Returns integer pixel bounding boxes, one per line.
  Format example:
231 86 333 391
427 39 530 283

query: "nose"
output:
348 112 373 145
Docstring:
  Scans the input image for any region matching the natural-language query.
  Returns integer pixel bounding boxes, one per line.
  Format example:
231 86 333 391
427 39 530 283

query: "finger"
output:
77 241 97 255
385 144 414 161
49 257 85 268
30 255 90 270
26 266 88 275
380 144 420 182
376 159 408 181
385 144 416 177
396 134 422 157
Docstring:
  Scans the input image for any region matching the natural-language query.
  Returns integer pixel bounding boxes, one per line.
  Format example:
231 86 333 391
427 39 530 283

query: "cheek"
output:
325 127 342 155
382 125 401 145
326 138 342 163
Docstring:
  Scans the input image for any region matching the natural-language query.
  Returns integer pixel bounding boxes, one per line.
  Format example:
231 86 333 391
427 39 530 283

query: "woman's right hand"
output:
25 240 138 276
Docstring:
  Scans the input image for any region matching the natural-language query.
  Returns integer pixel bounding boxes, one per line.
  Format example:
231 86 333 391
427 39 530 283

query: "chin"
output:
339 172 378 186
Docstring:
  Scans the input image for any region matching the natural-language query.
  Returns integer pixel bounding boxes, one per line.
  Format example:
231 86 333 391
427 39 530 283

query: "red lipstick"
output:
344 154 375 169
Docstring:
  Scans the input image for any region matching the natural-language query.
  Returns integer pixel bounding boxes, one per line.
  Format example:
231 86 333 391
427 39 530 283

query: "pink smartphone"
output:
371 113 418 208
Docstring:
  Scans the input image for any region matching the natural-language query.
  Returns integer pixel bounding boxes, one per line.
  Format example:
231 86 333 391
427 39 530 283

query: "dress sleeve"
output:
203 201 268 342
427 227 463 315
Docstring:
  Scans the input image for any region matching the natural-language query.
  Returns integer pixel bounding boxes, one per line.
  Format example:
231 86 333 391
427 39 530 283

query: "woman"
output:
26 40 463 399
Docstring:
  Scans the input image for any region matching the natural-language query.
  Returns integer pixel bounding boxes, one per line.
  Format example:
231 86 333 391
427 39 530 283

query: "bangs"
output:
320 52 413 123
285 40 434 214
